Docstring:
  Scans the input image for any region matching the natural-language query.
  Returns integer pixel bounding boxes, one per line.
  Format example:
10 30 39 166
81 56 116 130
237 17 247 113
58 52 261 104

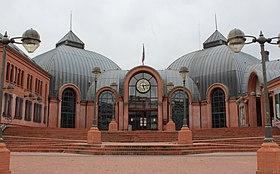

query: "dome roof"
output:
158 69 200 101
242 59 280 91
87 69 127 100
33 31 121 100
168 30 260 99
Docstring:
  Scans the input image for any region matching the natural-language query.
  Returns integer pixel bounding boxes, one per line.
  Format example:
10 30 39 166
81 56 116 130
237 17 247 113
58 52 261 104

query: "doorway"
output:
129 111 157 130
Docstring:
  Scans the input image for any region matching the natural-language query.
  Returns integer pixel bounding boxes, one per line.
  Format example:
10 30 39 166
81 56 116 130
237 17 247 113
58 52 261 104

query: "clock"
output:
136 78 151 93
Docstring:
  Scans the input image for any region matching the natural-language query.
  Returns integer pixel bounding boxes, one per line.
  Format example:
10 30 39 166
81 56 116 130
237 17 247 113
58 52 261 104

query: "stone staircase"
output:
2 126 280 155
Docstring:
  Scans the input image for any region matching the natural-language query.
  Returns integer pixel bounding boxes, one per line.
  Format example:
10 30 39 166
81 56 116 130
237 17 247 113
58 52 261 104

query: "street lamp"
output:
179 66 189 128
228 29 280 173
227 28 280 142
0 29 41 142
91 67 101 127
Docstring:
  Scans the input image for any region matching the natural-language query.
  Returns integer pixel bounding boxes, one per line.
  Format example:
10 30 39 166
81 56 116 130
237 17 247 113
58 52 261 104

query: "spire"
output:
203 30 227 49
215 13 218 30
70 11 72 31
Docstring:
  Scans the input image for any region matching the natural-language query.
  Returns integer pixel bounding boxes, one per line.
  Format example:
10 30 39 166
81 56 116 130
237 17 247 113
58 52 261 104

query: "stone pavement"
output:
11 152 256 174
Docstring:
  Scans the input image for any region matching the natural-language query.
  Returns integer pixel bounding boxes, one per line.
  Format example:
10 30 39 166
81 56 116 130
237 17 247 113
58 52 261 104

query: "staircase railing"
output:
272 118 280 129
0 113 13 142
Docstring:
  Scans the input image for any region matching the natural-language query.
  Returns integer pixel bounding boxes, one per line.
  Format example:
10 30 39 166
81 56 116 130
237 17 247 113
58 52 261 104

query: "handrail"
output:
272 118 280 129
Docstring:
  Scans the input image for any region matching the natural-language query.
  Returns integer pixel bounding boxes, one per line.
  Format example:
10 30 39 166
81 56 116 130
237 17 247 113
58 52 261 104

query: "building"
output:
0 38 51 127
1 29 280 132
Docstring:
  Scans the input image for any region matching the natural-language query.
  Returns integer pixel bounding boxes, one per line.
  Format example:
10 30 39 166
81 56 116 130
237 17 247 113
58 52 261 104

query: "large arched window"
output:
171 90 189 130
61 88 76 128
211 88 226 128
128 72 158 130
98 91 115 131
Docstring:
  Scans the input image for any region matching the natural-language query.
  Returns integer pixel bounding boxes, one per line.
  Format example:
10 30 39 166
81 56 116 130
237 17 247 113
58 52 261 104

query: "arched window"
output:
61 88 76 128
98 91 115 131
128 72 158 130
171 90 189 130
211 88 226 128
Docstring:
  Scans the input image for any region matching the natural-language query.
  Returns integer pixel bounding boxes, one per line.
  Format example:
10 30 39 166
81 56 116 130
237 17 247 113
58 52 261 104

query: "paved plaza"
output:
11 152 257 174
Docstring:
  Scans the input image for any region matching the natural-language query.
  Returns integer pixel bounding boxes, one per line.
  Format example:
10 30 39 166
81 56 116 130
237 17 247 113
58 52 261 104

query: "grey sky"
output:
2 0 280 70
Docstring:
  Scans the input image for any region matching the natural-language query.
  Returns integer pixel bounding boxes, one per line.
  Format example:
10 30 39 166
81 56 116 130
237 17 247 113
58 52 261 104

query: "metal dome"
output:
168 31 260 99
33 31 121 100
158 69 200 101
87 69 127 100
242 59 280 91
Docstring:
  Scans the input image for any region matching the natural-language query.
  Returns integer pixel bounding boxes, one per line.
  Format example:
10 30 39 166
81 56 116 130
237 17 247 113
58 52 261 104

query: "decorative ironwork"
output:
61 88 76 128
98 91 115 131
211 88 226 128
171 90 189 130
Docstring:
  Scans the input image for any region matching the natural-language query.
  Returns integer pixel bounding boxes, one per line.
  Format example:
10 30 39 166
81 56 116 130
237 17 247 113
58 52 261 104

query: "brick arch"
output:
247 72 259 92
57 83 81 128
206 83 229 103
247 72 263 127
96 86 118 101
168 86 192 104
95 87 119 131
58 83 81 102
168 86 193 129
205 83 229 128
123 65 164 130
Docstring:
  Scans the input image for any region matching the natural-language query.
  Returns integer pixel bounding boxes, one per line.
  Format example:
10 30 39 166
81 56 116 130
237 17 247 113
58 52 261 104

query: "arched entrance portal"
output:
128 72 158 130
61 88 76 128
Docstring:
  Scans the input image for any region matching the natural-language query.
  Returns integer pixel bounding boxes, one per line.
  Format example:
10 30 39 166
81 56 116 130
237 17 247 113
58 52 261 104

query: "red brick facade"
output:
46 65 280 132
0 44 51 127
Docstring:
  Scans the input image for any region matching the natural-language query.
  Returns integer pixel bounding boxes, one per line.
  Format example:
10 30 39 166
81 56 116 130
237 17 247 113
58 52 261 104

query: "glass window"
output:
128 72 158 130
3 93 12 118
61 88 76 128
98 91 115 131
275 93 280 119
24 100 32 121
33 103 42 123
15 97 23 119
211 88 226 128
171 90 189 130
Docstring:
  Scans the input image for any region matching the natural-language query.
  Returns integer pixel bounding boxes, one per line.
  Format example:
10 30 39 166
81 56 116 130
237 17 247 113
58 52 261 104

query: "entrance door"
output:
129 111 157 130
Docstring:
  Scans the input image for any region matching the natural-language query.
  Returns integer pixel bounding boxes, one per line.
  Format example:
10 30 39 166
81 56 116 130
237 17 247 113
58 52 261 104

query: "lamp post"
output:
227 28 280 174
91 67 101 127
0 28 40 174
179 66 189 127
0 29 40 142
87 66 102 144
177 66 192 144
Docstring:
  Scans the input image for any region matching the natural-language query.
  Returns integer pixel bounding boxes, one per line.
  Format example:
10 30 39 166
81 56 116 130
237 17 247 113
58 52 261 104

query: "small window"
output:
24 100 32 121
15 97 23 119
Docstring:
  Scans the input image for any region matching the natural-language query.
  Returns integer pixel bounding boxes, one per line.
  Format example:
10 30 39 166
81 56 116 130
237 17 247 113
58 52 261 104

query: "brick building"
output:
1 29 280 132
0 40 51 127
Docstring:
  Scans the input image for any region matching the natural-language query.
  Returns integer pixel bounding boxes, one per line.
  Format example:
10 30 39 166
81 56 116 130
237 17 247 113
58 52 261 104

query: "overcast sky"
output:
2 0 280 70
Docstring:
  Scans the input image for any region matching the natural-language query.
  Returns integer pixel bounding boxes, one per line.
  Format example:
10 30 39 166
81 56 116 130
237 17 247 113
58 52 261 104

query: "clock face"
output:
136 78 151 93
